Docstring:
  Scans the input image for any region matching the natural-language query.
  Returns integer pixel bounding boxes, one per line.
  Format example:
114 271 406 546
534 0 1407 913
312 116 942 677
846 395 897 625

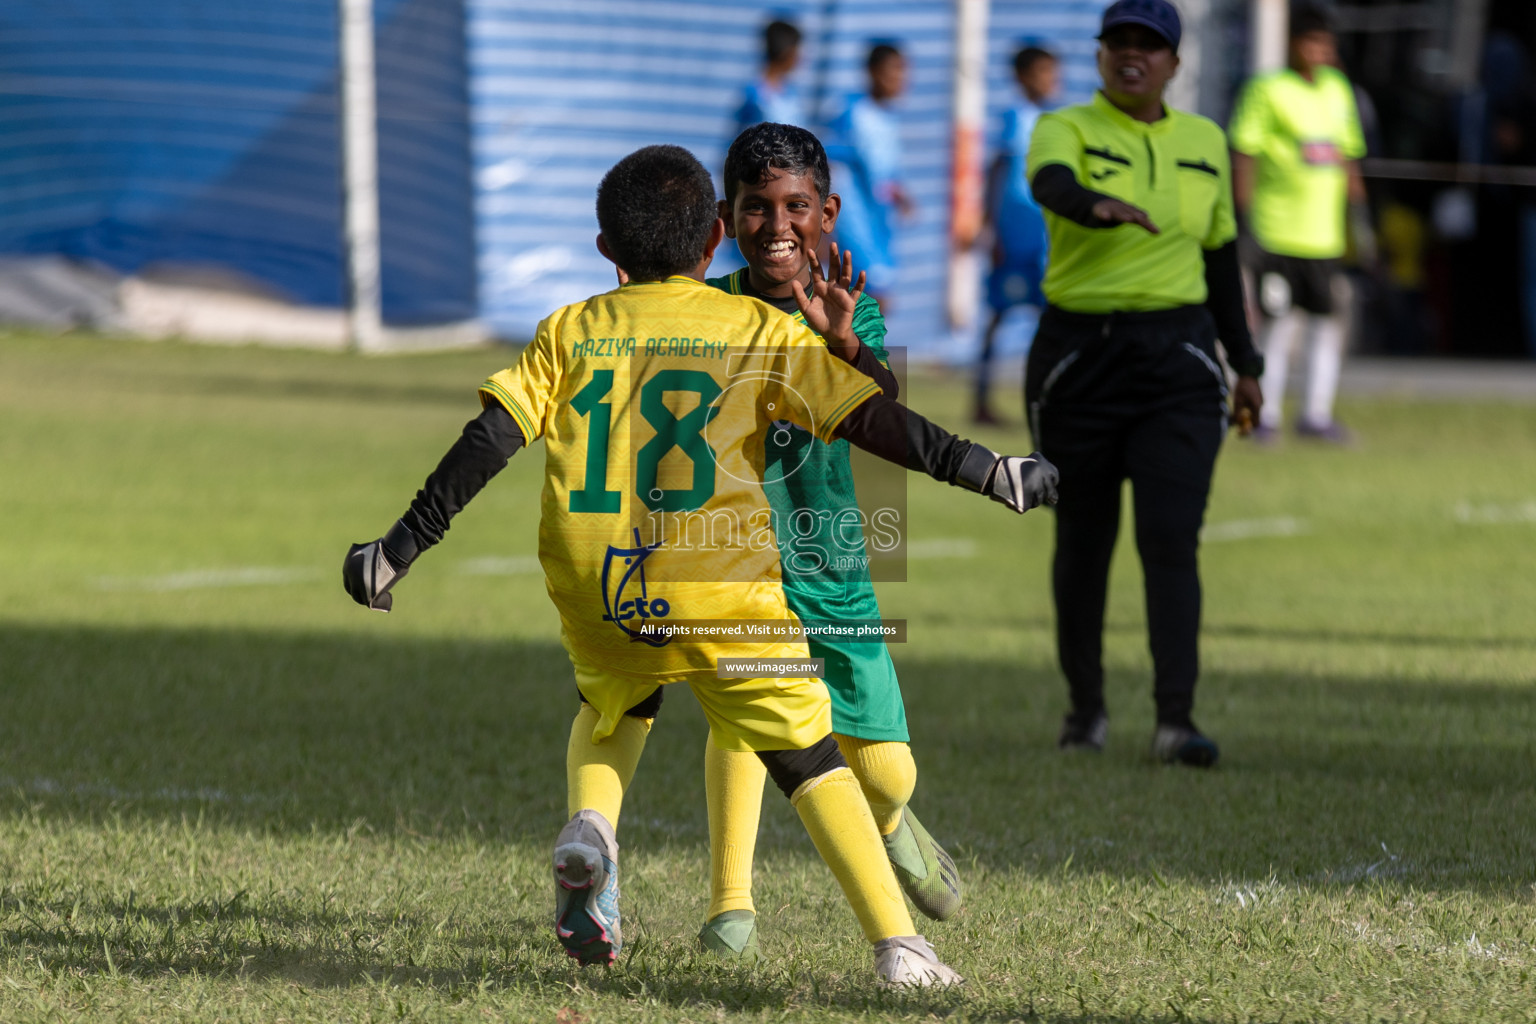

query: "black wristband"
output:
381 519 421 568
954 442 998 493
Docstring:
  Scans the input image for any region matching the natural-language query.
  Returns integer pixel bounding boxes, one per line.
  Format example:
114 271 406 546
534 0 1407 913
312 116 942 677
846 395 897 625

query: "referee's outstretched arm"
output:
1028 164 1265 428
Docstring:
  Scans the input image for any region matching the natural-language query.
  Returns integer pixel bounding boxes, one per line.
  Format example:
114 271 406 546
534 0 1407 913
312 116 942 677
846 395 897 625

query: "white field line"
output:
1318 841 1406 883
906 538 978 559
457 555 541 576
1453 500 1536 525
1201 516 1310 543
1348 921 1534 967
1213 876 1287 910
3 776 258 805
93 567 322 592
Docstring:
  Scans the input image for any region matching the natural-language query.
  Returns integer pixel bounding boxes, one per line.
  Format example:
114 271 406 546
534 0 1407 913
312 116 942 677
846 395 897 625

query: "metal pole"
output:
1165 0 1207 113
1251 0 1287 74
339 0 383 352
812 0 839 124
946 0 989 330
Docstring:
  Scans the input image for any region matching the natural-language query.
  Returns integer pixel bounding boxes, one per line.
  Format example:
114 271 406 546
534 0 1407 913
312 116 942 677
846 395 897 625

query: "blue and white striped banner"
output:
467 0 1105 351
1 0 1108 345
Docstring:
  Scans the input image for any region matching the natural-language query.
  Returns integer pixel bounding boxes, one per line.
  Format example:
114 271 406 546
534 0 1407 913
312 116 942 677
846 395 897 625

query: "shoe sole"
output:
876 958 965 988
1153 738 1220 768
878 969 964 989
1175 744 1219 768
554 841 617 966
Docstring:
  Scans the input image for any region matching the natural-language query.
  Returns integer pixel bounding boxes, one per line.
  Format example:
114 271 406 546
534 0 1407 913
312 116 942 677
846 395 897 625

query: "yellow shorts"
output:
571 660 833 753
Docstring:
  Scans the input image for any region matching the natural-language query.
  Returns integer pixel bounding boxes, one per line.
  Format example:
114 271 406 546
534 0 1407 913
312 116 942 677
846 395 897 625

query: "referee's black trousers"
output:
1025 304 1227 726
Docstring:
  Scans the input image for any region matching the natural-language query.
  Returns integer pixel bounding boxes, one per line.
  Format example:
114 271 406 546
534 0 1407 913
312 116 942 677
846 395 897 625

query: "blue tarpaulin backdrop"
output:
0 0 1103 349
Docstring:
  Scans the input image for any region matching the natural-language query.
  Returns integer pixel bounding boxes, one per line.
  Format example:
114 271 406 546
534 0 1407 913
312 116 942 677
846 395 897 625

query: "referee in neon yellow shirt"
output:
1024 0 1263 766
1229 5 1366 442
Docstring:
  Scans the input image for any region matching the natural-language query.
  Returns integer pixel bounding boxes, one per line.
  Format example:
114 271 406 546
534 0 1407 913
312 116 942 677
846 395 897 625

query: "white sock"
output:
1303 314 1345 427
1258 310 1305 429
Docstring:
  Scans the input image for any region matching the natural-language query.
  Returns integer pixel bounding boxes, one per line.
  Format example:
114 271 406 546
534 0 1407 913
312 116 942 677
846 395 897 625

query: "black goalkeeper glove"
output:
343 520 420 612
956 444 1060 513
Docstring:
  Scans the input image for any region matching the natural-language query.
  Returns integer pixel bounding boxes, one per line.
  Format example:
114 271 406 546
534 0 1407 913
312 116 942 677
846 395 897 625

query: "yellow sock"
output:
836 736 917 835
566 704 651 826
705 741 766 918
791 767 916 942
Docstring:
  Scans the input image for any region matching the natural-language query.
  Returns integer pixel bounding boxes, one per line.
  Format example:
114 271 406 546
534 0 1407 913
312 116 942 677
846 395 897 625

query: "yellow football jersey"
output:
479 275 881 682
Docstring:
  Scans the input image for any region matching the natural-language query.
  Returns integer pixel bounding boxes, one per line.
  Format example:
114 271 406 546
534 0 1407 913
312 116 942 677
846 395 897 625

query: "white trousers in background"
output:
1257 310 1345 430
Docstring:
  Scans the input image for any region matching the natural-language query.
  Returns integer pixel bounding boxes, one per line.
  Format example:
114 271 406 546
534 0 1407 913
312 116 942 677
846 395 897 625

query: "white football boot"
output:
873 934 963 988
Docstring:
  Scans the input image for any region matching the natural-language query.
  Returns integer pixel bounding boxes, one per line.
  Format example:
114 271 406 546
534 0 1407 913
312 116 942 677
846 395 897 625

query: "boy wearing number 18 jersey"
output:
343 145 1058 986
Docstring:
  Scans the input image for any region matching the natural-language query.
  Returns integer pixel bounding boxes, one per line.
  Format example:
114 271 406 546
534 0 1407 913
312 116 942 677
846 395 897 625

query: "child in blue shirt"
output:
825 43 913 304
974 46 1059 424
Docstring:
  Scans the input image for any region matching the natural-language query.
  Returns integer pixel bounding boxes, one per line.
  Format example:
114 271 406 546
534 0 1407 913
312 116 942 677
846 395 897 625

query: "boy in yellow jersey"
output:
696 122 959 963
1229 5 1365 442
342 145 1058 986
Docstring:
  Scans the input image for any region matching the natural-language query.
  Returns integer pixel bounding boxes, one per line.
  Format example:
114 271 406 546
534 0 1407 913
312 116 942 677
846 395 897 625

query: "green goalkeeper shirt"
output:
705 268 891 619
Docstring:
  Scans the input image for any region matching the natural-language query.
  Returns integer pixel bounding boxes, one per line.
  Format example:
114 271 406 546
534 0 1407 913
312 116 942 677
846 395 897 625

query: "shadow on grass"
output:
0 620 1532 1013
0 882 1203 1022
2 620 1533 886
0 885 994 1017
922 610 1536 652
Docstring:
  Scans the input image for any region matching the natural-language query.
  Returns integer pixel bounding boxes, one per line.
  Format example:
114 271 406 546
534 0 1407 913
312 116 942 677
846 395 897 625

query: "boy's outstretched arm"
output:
832 394 1058 513
343 403 526 611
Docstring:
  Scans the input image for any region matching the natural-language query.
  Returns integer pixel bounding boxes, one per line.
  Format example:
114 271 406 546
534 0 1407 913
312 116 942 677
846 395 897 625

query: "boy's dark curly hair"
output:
722 122 831 206
595 145 719 282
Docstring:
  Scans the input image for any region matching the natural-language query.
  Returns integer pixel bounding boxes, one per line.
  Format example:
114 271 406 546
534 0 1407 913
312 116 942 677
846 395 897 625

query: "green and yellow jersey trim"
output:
479 378 539 441
816 379 881 444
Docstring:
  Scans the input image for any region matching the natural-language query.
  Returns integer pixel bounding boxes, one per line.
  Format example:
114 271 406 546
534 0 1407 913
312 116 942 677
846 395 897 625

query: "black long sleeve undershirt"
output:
833 393 984 487
1202 240 1261 377
848 341 900 399
1029 164 1262 377
388 402 525 564
1030 164 1111 226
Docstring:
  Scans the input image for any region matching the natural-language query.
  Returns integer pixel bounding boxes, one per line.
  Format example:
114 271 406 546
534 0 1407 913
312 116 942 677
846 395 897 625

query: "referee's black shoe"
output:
1058 711 1109 752
1151 722 1220 767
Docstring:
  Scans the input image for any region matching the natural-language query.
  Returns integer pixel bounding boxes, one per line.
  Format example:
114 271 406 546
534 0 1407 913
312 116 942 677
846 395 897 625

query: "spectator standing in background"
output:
826 43 914 306
1229 5 1366 442
974 45 1061 425
1024 0 1264 766
718 20 808 275
736 19 806 133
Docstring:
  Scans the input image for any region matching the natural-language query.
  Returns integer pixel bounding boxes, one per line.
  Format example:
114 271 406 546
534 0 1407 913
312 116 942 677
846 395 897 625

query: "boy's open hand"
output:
792 242 866 361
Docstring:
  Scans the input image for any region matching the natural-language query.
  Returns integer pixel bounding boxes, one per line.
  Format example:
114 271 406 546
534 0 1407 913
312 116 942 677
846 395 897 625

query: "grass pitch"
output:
1 331 1533 1023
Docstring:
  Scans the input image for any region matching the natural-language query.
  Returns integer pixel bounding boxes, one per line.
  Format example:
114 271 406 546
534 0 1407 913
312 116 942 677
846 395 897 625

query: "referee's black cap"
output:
1098 0 1182 52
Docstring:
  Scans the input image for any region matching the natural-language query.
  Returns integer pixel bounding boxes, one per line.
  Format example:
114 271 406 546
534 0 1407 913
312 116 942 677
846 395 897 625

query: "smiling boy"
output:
697 122 961 961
